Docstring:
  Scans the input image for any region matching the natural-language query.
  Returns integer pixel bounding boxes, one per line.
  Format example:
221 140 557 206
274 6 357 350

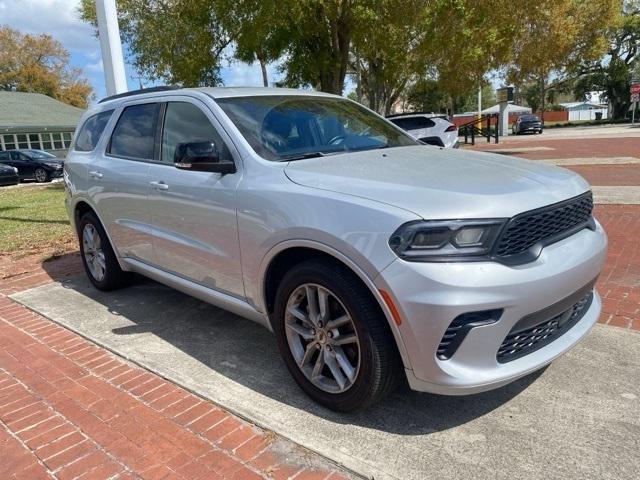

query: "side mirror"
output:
174 141 236 174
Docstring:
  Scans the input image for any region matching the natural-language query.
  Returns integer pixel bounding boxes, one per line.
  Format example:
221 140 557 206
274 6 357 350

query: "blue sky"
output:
0 0 289 102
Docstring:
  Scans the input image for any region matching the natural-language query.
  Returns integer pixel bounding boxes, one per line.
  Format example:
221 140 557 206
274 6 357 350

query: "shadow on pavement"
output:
39 264 542 436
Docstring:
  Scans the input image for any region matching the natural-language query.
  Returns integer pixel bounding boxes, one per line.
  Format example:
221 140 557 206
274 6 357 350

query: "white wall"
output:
568 107 608 121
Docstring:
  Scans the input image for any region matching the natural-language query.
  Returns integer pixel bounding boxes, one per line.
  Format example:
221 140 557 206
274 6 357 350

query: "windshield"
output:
215 95 418 161
26 150 57 159
521 115 540 122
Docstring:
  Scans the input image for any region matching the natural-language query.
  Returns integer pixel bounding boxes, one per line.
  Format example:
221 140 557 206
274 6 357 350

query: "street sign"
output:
631 83 640 95
497 87 514 103
632 93 640 103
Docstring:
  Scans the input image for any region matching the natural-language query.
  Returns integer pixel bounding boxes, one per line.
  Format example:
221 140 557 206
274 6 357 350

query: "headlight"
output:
45 162 62 168
389 219 507 261
13 167 18 174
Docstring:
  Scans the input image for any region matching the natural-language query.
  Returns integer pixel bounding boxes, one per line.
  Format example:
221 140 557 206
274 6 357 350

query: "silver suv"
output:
64 87 607 411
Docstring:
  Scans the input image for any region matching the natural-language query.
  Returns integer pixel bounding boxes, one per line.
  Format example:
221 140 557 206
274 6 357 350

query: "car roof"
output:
387 112 446 119
97 86 339 106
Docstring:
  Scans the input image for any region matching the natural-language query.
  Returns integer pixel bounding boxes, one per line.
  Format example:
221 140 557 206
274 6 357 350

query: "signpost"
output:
631 81 640 125
96 0 127 96
497 87 514 136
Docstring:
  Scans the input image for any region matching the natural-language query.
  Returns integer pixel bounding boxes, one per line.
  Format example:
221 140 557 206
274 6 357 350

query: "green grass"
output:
0 183 75 257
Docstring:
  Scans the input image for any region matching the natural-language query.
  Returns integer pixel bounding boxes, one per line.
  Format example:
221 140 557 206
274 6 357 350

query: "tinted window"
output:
0 152 9 161
161 102 231 164
10 152 21 161
109 104 160 159
75 111 113 152
389 117 435 130
217 96 416 161
521 115 540 122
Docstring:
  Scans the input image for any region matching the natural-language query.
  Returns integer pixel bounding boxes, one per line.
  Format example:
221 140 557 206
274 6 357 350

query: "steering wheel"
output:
328 134 347 146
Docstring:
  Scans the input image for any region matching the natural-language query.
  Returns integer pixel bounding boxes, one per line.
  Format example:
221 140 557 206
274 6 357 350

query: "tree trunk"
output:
259 57 268 87
539 75 546 125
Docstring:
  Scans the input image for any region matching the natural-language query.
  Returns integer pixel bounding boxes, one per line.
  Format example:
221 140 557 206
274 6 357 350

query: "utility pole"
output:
95 0 127 96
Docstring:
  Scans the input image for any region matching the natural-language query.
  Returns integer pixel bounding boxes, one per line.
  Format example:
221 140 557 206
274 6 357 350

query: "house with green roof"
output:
0 91 85 156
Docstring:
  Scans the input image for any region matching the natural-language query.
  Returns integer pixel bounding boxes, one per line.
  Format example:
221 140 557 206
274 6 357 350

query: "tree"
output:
214 0 287 87
80 0 232 86
0 26 92 107
507 0 620 121
350 0 426 114
572 2 640 119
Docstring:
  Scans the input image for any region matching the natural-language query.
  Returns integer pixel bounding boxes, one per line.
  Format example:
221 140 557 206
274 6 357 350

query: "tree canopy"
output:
0 26 92 108
79 0 625 114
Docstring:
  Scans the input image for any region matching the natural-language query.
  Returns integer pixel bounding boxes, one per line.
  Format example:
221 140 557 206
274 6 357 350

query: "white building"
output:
559 101 608 121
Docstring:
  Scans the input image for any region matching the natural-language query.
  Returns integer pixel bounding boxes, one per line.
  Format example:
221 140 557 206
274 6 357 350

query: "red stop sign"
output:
631 83 640 95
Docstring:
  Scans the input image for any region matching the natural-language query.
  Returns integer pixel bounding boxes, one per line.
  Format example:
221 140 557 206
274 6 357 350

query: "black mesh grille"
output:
495 193 593 258
437 310 502 360
497 292 593 363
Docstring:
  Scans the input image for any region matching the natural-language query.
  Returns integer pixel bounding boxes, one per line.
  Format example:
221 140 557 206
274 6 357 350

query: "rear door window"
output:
108 103 160 160
75 110 113 152
390 117 435 130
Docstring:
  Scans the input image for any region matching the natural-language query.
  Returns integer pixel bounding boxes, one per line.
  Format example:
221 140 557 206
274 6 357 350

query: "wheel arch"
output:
72 199 129 271
259 240 411 369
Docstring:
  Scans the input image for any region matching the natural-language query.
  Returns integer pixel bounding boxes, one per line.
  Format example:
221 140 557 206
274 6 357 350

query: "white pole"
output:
96 0 127 95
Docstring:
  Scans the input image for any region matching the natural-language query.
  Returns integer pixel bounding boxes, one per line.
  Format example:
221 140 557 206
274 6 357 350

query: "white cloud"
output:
222 60 282 87
85 59 103 73
0 0 98 56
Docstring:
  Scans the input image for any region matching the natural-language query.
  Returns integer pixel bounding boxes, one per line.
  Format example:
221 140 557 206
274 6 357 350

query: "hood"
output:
284 145 590 219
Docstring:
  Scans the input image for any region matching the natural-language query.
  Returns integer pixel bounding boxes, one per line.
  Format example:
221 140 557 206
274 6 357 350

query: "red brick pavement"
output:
0 294 350 479
472 136 640 160
594 205 640 330
565 165 640 186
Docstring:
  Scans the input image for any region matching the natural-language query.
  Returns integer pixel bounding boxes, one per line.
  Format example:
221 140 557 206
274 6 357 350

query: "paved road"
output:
12 277 640 480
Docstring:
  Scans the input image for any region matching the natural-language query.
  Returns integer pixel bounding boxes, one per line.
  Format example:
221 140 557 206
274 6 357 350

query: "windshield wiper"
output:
278 152 326 162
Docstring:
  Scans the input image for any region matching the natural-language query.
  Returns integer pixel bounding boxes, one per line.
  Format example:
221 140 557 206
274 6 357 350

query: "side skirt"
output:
122 257 271 330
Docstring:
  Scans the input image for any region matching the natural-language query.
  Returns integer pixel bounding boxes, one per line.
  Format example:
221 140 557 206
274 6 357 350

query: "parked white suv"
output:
64 87 606 411
387 113 459 148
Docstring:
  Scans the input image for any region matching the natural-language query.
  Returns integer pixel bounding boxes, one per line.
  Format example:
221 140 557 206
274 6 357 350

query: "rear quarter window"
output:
390 116 435 130
75 110 114 152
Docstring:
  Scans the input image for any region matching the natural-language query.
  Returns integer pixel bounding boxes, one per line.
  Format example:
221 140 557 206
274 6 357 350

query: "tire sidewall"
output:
273 262 384 411
78 212 119 290
34 168 49 183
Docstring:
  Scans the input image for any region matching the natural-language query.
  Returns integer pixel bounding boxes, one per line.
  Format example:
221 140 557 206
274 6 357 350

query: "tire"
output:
78 211 131 291
273 259 403 411
34 168 50 183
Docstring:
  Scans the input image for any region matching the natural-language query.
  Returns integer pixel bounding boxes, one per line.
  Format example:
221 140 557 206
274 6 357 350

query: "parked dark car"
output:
512 115 543 135
0 162 19 186
0 149 64 182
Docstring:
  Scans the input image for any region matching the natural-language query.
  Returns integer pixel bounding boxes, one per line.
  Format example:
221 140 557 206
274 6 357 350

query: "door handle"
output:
89 170 103 179
149 181 169 191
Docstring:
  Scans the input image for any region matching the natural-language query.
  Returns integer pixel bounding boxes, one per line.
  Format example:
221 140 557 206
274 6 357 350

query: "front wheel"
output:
78 212 131 291
273 260 402 411
34 168 50 183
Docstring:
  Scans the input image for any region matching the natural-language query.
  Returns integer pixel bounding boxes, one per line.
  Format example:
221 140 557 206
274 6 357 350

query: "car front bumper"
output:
375 221 607 395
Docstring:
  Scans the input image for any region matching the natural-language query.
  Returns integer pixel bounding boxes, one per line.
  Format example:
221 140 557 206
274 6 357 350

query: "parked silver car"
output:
64 87 606 411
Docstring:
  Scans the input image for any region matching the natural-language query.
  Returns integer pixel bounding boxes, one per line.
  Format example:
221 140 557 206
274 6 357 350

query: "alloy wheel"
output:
284 283 361 393
34 168 47 182
82 223 106 282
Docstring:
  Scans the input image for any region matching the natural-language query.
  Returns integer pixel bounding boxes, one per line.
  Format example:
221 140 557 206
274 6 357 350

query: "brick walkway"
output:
470 133 640 330
0 261 348 479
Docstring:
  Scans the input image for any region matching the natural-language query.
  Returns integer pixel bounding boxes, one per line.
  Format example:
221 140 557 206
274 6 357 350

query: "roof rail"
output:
386 111 438 118
98 86 181 104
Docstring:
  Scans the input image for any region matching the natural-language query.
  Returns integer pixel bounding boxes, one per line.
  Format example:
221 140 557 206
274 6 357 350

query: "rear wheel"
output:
34 168 49 183
78 211 131 291
273 259 402 411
